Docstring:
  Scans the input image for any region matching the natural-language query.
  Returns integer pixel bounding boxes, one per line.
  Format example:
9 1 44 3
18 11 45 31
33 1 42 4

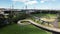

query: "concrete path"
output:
17 20 31 25
17 19 60 33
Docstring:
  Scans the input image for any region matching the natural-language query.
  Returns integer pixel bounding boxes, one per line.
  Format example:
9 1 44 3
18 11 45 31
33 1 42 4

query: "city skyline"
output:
0 0 60 10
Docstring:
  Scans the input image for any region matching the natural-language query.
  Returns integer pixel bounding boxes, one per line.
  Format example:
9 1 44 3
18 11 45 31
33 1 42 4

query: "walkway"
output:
17 19 60 34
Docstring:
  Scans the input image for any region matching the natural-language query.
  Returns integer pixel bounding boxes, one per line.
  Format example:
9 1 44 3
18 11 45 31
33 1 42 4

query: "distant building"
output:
0 9 4 14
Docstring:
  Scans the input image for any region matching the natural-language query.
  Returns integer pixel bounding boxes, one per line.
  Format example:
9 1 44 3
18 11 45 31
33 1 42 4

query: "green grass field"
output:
32 13 57 18
0 24 51 34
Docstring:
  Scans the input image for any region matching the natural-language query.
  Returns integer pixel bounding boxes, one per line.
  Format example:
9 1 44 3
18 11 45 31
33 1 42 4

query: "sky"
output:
0 0 60 10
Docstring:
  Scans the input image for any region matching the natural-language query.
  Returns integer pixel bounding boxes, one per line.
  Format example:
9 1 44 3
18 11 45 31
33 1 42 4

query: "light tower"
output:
9 2 14 24
25 4 27 9
25 1 28 14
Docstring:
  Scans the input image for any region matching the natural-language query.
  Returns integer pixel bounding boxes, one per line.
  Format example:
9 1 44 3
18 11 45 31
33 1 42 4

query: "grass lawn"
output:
0 24 51 34
32 13 57 18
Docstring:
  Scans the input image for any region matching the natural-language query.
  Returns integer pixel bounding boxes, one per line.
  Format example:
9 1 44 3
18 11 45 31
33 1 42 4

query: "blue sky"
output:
0 0 60 10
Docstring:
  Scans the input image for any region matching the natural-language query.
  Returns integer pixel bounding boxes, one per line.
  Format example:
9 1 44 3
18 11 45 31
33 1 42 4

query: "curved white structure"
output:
17 20 31 25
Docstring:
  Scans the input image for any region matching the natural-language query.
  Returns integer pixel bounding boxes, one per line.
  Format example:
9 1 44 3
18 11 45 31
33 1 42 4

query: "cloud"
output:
0 6 9 8
12 0 38 5
12 0 30 2
40 0 56 3
40 1 45 3
40 0 48 3
25 1 38 5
